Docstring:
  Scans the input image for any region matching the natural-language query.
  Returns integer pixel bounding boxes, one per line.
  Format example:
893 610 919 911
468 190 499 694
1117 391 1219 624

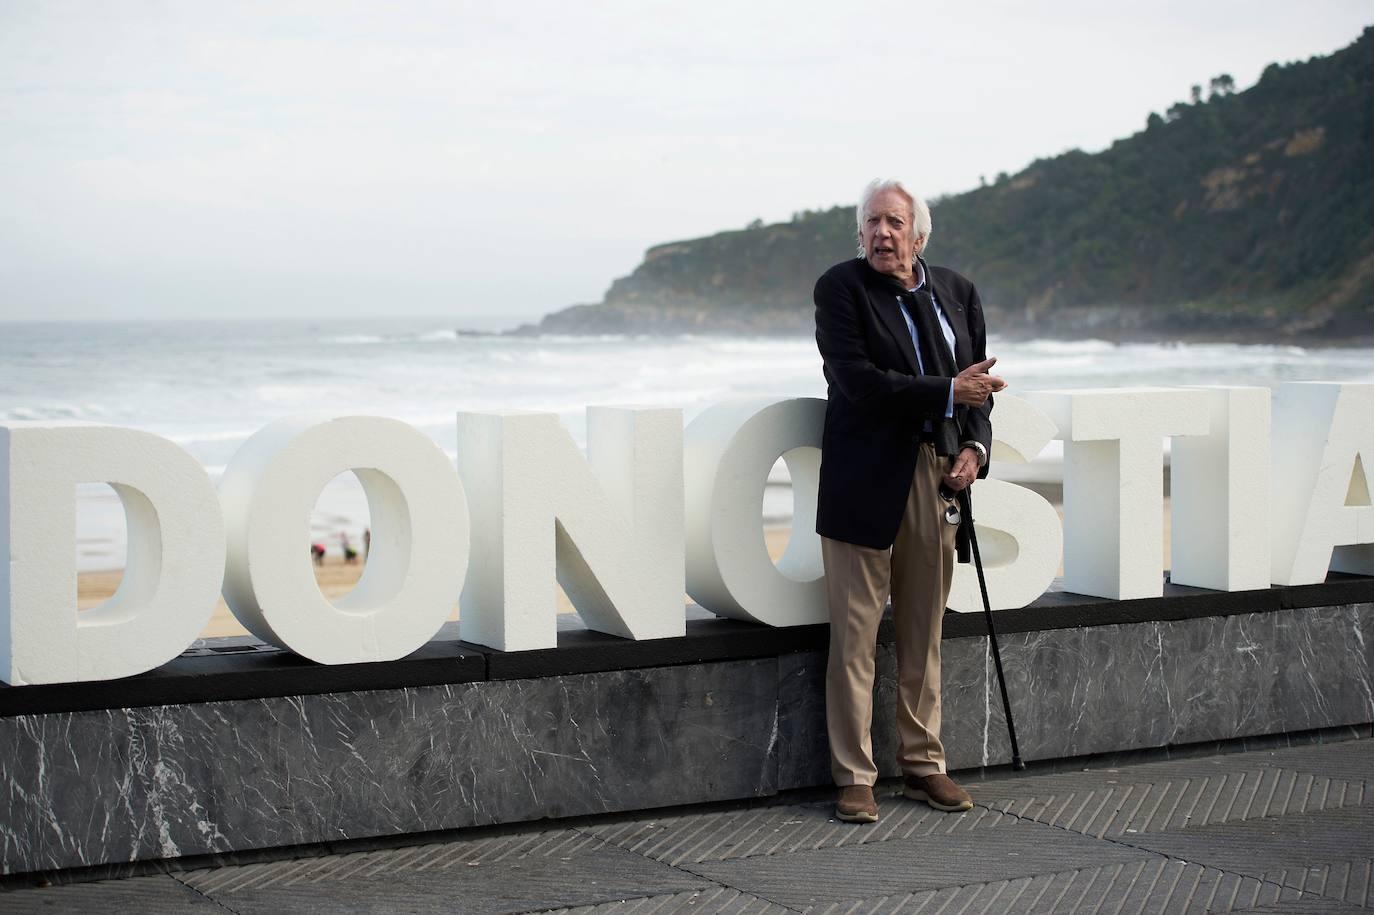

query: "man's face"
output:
860 188 922 280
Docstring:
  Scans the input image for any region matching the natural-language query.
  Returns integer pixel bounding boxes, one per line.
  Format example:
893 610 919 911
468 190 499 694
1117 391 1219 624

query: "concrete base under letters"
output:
0 576 1371 876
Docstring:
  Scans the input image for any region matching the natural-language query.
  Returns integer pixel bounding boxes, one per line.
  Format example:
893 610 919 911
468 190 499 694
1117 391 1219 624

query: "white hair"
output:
856 178 932 262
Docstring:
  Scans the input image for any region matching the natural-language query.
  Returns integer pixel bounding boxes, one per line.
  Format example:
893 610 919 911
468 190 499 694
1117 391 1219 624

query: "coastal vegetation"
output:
532 27 1374 341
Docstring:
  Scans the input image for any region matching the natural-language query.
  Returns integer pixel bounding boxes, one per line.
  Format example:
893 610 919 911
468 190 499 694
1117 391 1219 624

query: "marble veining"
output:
0 660 779 874
1 603 1370 876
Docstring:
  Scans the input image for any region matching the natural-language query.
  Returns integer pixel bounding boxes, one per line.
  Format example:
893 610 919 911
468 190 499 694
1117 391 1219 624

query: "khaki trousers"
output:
822 444 957 786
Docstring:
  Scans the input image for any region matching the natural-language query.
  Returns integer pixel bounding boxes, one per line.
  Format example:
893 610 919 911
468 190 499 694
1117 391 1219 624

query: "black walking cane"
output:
953 486 1026 771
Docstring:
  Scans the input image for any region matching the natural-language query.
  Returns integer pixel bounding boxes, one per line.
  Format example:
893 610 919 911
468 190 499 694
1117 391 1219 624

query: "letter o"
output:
685 398 826 626
219 415 469 664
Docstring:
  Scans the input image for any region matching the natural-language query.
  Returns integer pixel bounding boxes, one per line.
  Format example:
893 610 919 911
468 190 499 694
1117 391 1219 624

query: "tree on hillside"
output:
1209 73 1236 97
546 27 1374 338
1190 84 1203 104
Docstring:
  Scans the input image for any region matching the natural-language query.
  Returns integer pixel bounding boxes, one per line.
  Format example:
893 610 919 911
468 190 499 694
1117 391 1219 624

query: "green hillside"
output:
533 27 1374 340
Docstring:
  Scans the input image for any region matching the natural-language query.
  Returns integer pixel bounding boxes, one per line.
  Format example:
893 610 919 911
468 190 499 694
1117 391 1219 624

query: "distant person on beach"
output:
363 527 371 560
340 532 358 564
311 542 326 566
814 178 1005 823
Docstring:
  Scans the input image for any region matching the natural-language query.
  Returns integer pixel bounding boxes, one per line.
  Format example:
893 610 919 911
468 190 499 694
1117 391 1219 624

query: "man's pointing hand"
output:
953 356 1007 407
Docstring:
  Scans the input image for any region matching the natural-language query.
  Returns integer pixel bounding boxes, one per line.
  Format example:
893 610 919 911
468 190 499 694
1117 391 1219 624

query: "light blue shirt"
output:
897 261 956 419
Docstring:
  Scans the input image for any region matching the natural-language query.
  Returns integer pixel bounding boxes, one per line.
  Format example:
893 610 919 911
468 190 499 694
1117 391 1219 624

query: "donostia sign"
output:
1 383 1370 686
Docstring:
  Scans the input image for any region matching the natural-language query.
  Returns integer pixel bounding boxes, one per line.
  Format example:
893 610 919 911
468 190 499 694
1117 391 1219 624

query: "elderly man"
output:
814 178 1004 823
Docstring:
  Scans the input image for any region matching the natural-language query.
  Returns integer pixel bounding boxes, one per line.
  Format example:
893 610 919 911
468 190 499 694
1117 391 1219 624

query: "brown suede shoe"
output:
835 785 879 823
903 773 973 812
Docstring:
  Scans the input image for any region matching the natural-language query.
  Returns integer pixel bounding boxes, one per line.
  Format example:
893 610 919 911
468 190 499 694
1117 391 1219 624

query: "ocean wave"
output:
320 334 387 345
268 366 345 380
998 337 1119 354
321 328 467 346
705 338 822 355
530 333 631 344
252 383 365 405
415 329 460 343
165 428 261 446
3 402 107 422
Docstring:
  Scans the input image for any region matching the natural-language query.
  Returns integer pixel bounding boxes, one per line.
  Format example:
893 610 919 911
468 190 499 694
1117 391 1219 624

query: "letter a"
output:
1271 383 1374 584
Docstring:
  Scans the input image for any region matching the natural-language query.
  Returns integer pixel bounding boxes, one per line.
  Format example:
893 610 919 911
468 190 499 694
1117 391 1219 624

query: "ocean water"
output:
2 317 1370 570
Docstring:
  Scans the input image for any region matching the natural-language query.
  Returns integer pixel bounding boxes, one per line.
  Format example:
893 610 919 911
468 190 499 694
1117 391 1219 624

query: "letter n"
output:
455 408 685 650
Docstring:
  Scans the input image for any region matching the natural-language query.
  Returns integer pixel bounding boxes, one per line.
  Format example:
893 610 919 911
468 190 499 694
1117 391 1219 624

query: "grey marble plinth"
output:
872 601 1372 778
1 602 1372 875
0 661 780 875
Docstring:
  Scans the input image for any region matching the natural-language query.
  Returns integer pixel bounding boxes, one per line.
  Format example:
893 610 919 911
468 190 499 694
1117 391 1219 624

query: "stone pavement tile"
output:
5 739 1369 914
189 844 711 915
684 818 1155 910
1123 804 1374 885
0 874 223 912
971 735 1373 793
979 766 1366 838
1243 737 1374 782
586 797 1015 866
1115 735 1374 784
803 859 1320 915
1259 856 1374 909
1231 899 1372 914
967 758 1267 800
180 826 602 894
545 887 794 914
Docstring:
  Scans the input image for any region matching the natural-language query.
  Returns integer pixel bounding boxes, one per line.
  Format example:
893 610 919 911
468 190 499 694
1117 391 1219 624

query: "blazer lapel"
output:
929 272 972 367
864 277 923 376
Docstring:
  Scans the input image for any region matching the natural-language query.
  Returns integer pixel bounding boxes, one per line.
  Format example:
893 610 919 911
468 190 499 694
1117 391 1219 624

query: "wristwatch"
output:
961 440 988 467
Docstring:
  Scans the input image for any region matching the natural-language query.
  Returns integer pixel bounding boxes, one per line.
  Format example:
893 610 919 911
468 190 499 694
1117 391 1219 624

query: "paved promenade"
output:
3 732 1371 913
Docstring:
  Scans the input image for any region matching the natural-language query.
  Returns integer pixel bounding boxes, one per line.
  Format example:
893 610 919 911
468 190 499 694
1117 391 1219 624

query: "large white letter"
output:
1271 382 1374 584
684 398 826 626
1170 386 1271 591
948 395 1062 612
1 424 224 685
1028 388 1209 600
219 415 468 664
455 408 684 651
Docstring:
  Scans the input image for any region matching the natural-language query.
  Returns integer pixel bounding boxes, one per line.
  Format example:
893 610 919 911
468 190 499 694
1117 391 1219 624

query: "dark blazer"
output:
814 256 993 549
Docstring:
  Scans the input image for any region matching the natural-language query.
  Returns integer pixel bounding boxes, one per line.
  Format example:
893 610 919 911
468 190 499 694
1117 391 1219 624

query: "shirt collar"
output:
909 259 927 293
860 255 928 296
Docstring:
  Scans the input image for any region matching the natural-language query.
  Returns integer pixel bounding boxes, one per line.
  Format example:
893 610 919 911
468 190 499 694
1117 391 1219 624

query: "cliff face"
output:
535 28 1374 339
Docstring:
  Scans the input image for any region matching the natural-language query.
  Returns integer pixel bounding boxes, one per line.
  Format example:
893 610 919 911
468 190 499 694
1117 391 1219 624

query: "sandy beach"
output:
76 526 802 639
77 504 1173 641
77 555 406 638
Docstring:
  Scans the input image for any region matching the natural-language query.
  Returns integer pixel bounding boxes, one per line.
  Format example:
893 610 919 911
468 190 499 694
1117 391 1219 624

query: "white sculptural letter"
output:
684 398 827 626
219 415 469 664
455 408 685 651
1170 386 1271 591
1029 388 1209 600
0 424 225 684
947 395 1063 612
1271 382 1374 584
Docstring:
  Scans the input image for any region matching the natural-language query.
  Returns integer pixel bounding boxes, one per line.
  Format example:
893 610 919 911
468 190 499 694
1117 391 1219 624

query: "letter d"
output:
1 424 225 685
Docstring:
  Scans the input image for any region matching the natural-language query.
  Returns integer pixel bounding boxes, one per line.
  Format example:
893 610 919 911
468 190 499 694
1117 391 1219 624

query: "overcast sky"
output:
1 1 1369 322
